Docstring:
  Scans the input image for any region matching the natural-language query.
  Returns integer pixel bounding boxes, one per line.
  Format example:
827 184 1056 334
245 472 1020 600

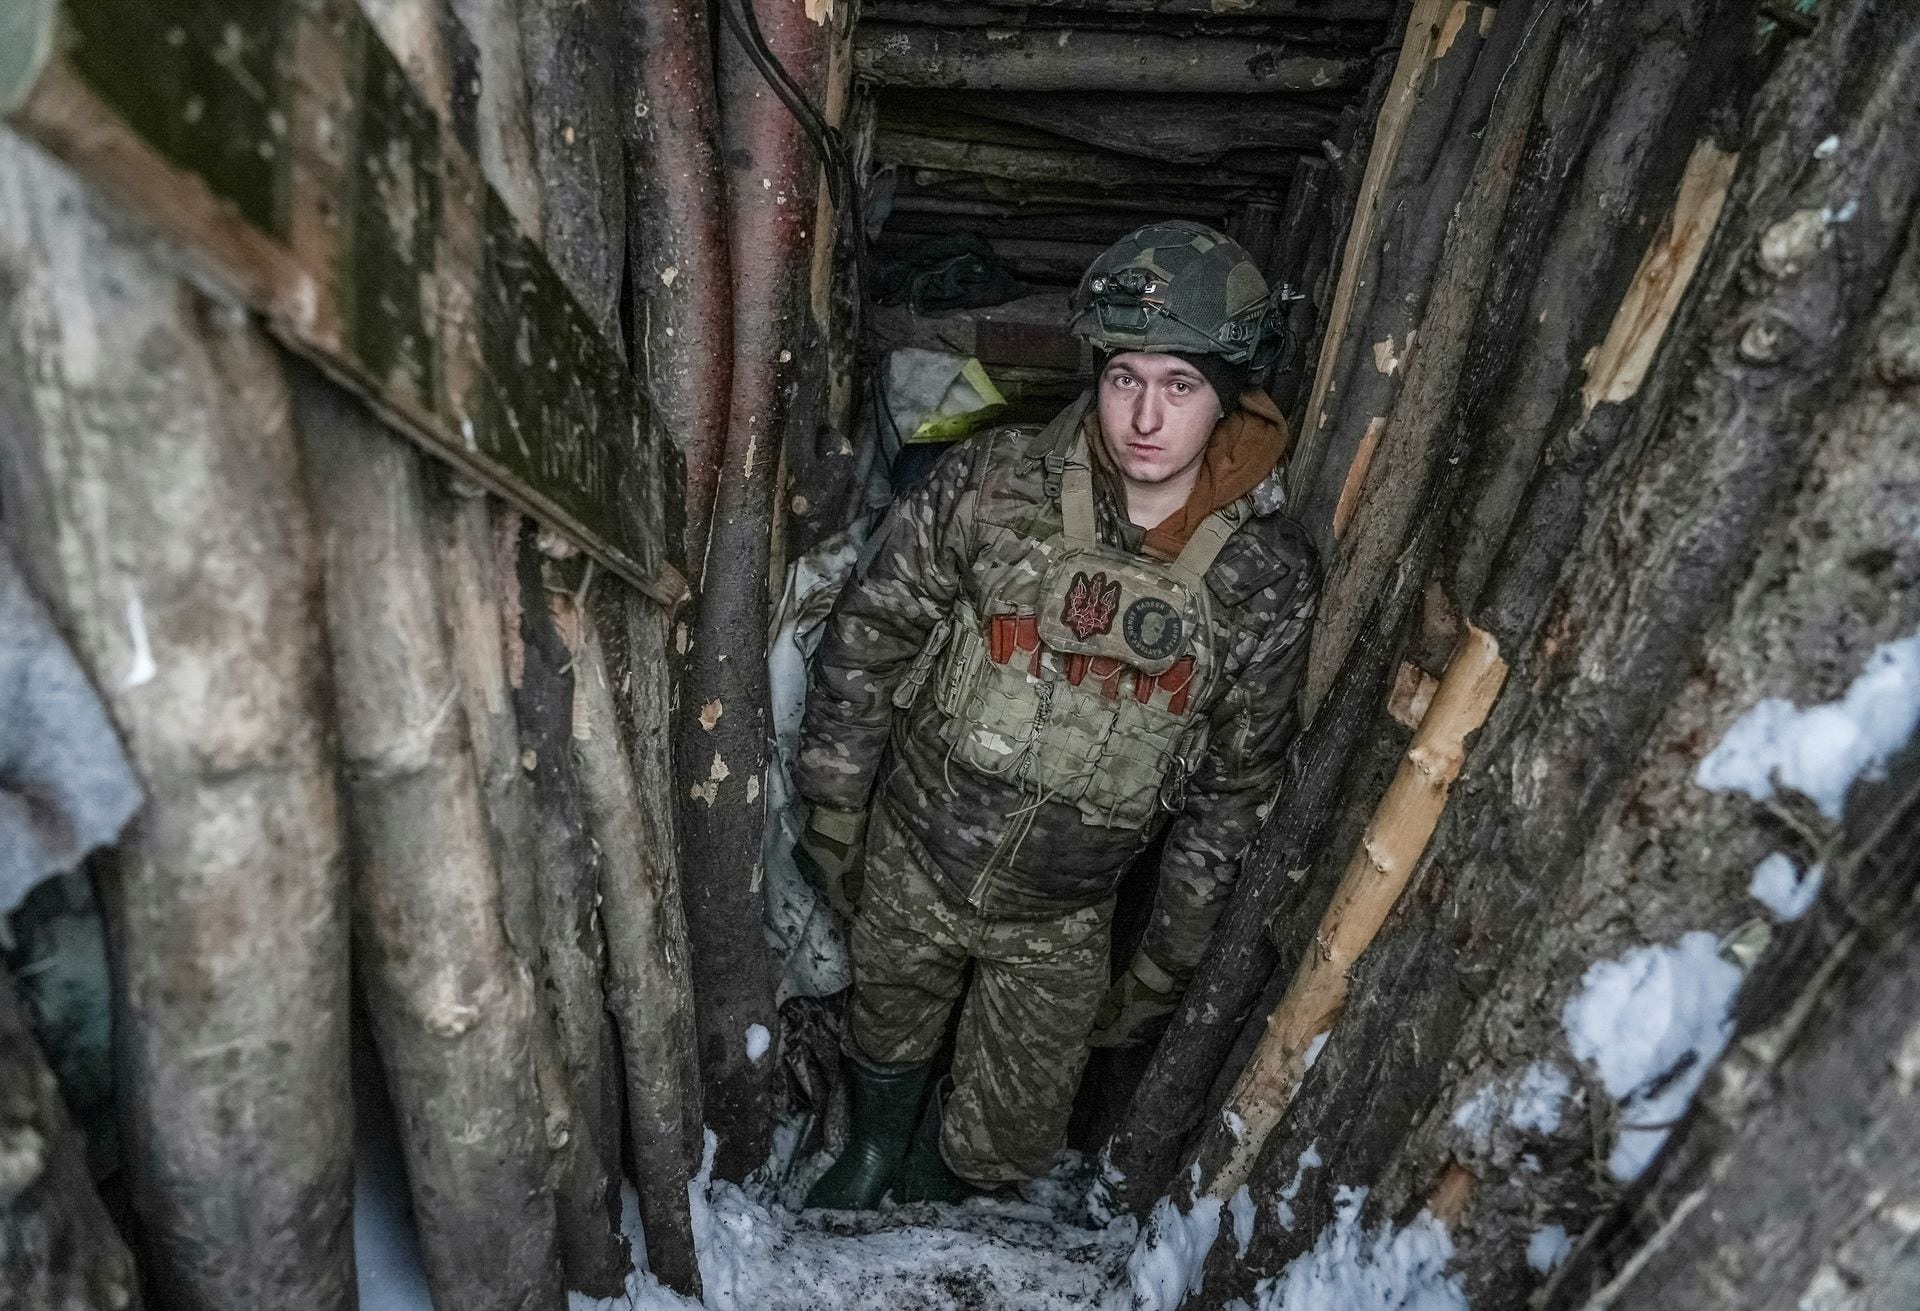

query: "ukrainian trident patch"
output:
1061 570 1122 639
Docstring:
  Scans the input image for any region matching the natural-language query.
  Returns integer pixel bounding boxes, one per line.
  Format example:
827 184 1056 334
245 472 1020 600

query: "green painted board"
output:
3 0 685 601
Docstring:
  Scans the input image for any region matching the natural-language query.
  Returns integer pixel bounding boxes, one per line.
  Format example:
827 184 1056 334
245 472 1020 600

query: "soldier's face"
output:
1096 352 1221 490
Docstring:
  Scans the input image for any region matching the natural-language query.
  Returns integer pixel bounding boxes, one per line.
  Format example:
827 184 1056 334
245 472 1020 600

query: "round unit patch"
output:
1122 597 1184 662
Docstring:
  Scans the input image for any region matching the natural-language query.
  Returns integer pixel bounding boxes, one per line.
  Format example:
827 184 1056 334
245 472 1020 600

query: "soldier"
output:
795 221 1318 1208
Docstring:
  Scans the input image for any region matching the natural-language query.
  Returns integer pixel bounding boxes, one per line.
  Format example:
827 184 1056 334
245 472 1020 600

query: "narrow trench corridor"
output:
6 1 1918 1310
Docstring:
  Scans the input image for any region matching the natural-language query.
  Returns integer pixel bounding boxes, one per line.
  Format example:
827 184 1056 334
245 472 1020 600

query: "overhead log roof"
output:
857 0 1393 415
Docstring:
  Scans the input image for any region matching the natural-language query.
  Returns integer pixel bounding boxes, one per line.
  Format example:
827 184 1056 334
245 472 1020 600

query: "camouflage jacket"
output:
796 404 1318 977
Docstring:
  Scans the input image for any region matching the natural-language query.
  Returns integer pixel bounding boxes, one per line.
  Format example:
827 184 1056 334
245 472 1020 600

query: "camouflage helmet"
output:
1067 221 1286 368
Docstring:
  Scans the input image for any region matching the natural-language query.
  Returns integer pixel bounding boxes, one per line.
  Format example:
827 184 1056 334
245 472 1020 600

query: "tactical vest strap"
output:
1168 503 1243 588
1061 446 1098 546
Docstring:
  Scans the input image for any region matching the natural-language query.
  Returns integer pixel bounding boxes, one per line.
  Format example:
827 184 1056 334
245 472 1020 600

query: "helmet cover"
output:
1068 221 1286 368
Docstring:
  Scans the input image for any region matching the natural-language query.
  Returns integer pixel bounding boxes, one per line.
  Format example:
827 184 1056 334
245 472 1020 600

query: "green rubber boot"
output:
892 1079 988 1205
804 1057 930 1211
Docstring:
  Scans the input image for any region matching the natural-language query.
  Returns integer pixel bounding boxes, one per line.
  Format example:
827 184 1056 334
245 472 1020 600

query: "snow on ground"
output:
1560 931 1742 1180
1748 852 1823 921
1235 1186 1466 1311
1695 624 1920 818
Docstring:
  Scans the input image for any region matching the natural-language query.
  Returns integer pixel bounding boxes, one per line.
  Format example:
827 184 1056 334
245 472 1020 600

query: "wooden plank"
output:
1291 0 1456 469
3 0 684 604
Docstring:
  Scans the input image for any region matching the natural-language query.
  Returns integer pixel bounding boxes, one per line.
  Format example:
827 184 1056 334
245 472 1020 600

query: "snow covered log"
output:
295 376 565 1311
1204 1 1920 1303
569 601 705 1296
0 964 141 1310
0 136 356 1311
676 0 831 1177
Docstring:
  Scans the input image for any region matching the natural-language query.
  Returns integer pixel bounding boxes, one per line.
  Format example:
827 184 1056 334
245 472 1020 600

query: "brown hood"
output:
1088 388 1292 560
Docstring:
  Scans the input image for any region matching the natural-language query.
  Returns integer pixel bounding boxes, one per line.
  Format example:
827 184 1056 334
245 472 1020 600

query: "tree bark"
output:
673 0 827 1178
621 0 734 566
0 963 141 1311
855 24 1371 94
506 522 631 1292
568 601 705 1296
1263 154 1331 418
444 0 546 238
1216 3 1920 1302
0 135 354 1311
518 0 627 341
426 482 630 1296
293 373 565 1311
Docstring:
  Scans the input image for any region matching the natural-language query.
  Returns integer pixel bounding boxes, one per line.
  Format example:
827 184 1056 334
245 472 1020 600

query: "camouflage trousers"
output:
848 799 1113 1187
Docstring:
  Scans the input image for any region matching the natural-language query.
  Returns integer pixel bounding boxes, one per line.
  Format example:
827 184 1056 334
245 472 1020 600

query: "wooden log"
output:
1223 0 1920 1295
782 7 869 561
1227 198 1285 277
505 523 632 1293
426 482 630 1296
884 207 1175 247
293 373 565 1311
1264 154 1331 416
444 0 546 237
0 963 141 1311
679 0 825 1176
1291 0 1498 549
1296 0 1546 698
863 0 1396 36
0 134 355 1311
567 601 705 1297
621 0 733 567
880 89 1344 167
876 130 1287 191
518 0 627 340
1286 0 1455 506
1187 625 1507 1200
886 190 1230 223
966 0 1396 16
855 23 1371 94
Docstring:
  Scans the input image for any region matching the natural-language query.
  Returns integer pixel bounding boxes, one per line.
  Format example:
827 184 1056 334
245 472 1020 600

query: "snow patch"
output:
1304 1030 1331 1071
1526 1224 1571 1274
122 589 157 689
1230 1185 1257 1258
1450 1085 1498 1137
744 1023 772 1063
1272 1141 1321 1231
1509 1063 1571 1135
1122 1189 1225 1310
1748 852 1823 921
1451 1062 1568 1145
1561 932 1742 1180
1695 626 1920 818
1249 1186 1466 1311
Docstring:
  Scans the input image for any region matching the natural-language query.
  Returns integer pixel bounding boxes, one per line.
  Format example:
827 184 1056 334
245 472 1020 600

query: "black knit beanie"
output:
1100 349 1246 413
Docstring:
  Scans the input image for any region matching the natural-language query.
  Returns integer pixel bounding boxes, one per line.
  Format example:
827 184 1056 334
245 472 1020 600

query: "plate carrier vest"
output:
897 400 1243 831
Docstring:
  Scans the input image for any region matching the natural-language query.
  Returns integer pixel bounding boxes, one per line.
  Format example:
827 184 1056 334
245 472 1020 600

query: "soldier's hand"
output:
794 805 867 920
1088 951 1182 1049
